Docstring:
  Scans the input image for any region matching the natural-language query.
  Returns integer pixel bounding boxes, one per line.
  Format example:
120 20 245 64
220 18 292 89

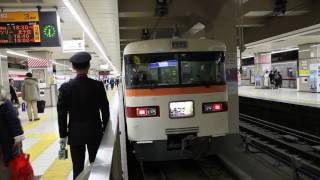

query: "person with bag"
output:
21 73 40 121
0 86 26 179
57 52 110 179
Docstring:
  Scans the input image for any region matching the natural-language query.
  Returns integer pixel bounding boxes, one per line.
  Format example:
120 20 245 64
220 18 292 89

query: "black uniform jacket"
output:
57 76 110 145
0 100 24 164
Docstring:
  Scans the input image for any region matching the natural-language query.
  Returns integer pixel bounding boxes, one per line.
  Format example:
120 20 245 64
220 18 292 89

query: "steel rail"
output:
240 113 320 145
240 114 320 179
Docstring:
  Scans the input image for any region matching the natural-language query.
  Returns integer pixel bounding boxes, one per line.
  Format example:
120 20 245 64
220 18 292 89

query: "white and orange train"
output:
122 39 229 161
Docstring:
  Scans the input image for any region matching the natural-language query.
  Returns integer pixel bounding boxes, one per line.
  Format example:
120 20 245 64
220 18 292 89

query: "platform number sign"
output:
42 25 57 39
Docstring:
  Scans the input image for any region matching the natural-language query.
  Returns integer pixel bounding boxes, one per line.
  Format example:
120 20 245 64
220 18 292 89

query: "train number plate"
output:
169 101 194 118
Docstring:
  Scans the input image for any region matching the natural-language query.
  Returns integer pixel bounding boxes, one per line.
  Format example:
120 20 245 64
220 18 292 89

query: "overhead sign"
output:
62 40 85 53
0 12 39 22
0 11 61 48
0 11 41 47
39 11 60 47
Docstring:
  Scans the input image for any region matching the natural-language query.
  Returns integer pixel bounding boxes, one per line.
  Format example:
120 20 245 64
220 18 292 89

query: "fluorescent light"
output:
7 50 70 68
100 64 109 70
189 22 205 34
241 56 254 59
63 0 117 73
271 48 298 54
311 44 320 48
0 54 7 58
6 50 32 58
298 49 311 53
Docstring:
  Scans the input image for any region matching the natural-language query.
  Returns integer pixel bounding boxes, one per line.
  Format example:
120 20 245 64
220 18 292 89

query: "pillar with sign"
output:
298 44 320 92
254 53 272 88
27 51 57 107
0 55 9 93
205 0 239 134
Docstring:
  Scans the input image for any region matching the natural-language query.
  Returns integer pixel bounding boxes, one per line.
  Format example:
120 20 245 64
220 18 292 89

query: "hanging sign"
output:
0 11 61 48
62 40 85 52
0 11 41 47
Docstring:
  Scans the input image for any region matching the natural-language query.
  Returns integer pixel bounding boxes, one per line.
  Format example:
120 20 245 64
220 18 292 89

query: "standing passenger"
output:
9 79 19 105
21 73 40 121
263 71 269 88
110 78 115 90
0 86 24 169
278 72 283 88
269 71 275 89
274 70 280 88
115 78 120 87
57 52 110 179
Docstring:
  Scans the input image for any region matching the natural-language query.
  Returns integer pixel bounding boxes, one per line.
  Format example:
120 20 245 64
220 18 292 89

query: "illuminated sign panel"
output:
0 12 39 22
0 11 60 48
169 101 194 118
0 12 41 47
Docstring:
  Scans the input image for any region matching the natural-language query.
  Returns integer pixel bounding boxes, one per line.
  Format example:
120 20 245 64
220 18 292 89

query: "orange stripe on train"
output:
125 85 226 97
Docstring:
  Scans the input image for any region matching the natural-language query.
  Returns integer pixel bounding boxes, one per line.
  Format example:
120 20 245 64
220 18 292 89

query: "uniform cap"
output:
70 52 92 64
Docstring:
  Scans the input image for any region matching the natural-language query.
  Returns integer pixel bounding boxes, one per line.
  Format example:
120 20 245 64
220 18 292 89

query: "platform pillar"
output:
205 0 239 133
297 44 320 92
27 51 56 107
0 55 9 93
254 53 271 88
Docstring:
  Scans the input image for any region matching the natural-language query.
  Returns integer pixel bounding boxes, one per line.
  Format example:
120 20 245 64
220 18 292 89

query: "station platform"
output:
18 88 118 180
238 86 320 108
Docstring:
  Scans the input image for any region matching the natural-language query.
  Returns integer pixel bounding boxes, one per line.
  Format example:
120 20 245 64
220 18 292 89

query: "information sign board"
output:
0 11 41 47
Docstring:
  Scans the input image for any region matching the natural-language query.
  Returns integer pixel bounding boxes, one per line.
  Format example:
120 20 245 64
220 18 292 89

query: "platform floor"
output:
19 88 117 180
238 86 320 108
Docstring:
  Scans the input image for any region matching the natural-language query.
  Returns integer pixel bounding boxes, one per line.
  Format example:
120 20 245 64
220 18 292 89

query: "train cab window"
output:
124 52 225 88
125 54 179 88
180 52 225 85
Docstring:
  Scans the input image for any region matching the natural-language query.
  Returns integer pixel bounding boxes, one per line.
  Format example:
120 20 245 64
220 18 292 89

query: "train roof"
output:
123 39 226 55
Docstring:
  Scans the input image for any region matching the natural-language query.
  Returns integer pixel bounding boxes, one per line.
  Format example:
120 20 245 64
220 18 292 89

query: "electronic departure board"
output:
0 12 41 47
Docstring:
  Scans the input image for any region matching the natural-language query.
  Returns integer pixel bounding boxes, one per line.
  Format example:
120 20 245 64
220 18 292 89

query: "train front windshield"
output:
125 52 225 88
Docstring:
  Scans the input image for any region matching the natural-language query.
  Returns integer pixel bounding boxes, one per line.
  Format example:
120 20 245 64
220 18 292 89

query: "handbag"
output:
37 100 46 113
9 150 34 180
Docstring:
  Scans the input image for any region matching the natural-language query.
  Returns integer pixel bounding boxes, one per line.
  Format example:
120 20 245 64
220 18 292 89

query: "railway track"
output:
239 113 320 179
140 156 233 180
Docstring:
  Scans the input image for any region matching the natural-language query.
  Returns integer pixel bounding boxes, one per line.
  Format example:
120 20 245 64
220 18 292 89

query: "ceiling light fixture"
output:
241 55 254 59
298 49 311 53
63 0 117 73
271 48 299 54
0 54 7 58
7 50 69 68
6 50 32 58
310 44 320 48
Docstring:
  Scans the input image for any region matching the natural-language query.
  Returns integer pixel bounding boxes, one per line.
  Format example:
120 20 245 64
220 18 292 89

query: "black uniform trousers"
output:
70 143 100 179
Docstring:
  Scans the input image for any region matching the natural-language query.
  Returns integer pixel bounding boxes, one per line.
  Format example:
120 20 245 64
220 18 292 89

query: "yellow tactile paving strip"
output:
26 134 58 162
22 115 49 131
41 147 72 180
20 88 118 180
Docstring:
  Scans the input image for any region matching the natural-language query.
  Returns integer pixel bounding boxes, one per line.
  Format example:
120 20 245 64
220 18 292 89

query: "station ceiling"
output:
118 0 320 57
0 0 320 71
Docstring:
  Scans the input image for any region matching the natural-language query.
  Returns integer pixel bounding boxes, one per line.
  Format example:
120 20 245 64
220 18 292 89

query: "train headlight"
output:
202 102 228 113
127 106 160 118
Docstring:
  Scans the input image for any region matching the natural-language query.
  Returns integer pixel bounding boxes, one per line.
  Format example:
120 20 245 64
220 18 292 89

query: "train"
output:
122 39 230 161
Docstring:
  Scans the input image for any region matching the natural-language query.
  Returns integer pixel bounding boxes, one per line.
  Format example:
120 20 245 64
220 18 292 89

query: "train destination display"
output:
0 12 41 47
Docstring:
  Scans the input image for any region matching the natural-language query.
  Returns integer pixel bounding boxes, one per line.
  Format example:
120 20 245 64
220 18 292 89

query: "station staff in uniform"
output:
57 52 110 179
